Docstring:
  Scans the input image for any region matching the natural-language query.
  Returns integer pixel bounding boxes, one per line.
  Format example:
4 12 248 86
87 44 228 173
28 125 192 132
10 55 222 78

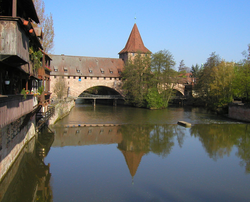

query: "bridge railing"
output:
77 94 124 99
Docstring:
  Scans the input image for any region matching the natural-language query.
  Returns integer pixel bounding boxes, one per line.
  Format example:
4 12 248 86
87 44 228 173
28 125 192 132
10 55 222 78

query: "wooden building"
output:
0 0 53 181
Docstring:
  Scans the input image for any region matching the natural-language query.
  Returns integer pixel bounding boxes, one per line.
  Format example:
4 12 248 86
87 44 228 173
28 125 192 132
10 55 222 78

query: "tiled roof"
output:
50 55 124 77
119 23 151 54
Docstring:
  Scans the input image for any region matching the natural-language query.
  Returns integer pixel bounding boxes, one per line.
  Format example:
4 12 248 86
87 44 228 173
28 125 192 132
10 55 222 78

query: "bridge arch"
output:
78 85 123 97
50 76 124 99
173 84 185 95
50 76 185 99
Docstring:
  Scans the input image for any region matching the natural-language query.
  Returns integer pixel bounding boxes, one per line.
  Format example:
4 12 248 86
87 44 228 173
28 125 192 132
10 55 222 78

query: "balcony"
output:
0 17 29 67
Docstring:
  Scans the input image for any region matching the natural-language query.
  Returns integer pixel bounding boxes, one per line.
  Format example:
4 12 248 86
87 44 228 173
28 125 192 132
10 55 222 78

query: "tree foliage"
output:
122 50 184 109
53 77 67 99
122 53 152 107
193 46 250 108
151 50 184 107
33 0 54 53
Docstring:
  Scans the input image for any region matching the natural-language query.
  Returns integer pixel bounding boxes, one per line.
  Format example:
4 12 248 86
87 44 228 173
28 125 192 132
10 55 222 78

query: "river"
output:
1 104 250 202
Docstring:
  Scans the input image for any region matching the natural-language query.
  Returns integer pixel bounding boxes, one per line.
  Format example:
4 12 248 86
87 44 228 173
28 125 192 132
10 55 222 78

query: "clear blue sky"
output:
43 0 250 68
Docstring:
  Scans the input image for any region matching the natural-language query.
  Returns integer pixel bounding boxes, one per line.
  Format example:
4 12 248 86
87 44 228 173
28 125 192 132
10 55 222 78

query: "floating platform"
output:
177 121 192 127
65 124 120 127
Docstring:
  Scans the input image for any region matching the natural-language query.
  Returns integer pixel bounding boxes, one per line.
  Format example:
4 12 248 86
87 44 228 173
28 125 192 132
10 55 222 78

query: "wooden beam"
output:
12 0 17 17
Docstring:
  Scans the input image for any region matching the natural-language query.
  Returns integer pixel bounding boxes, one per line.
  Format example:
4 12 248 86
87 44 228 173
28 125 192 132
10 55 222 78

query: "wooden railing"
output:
0 95 34 128
36 105 55 131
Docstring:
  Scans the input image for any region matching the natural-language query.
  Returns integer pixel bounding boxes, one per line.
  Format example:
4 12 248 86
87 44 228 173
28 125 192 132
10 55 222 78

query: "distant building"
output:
50 23 151 98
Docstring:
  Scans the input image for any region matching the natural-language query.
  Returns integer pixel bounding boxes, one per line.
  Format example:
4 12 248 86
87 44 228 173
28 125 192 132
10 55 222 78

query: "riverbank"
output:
0 114 36 181
49 98 75 125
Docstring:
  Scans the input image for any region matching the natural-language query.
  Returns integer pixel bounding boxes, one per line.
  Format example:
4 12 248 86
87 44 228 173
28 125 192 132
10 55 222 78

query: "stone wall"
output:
0 115 36 181
48 99 75 125
228 104 250 122
50 76 123 99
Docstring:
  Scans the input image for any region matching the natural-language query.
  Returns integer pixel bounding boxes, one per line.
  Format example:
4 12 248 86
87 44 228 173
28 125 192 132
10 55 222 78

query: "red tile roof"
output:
119 23 151 54
50 55 124 77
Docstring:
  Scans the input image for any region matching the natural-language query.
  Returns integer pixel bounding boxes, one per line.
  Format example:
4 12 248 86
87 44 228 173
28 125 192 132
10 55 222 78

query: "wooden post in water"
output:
113 99 117 106
93 98 96 107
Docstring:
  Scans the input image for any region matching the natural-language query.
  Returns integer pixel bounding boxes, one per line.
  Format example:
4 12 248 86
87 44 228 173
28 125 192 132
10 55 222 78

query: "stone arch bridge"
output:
49 55 186 100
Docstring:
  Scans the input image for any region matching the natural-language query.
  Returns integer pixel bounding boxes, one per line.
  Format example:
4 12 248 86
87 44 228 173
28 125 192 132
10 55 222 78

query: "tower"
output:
119 23 151 63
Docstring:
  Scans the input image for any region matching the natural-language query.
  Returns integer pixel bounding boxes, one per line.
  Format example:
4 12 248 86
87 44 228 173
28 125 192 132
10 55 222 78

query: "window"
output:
85 77 87 79
54 66 58 72
132 53 135 56
89 68 93 73
73 76 76 79
104 77 106 80
54 76 56 78
64 67 68 72
100 68 104 73
110 69 113 74
68 76 70 79
97 77 99 80
77 69 80 73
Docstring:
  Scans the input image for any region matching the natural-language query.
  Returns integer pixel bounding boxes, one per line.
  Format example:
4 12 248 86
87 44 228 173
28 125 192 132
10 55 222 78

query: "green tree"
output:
209 61 235 106
33 0 54 53
151 50 182 107
233 63 250 101
233 45 250 102
178 59 190 72
122 53 152 107
195 52 221 105
191 63 201 83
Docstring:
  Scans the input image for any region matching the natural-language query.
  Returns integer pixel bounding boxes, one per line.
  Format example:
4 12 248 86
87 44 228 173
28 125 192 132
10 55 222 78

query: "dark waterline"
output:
1 104 250 202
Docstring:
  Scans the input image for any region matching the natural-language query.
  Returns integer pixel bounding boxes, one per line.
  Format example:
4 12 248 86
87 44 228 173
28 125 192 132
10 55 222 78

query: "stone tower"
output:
119 23 151 63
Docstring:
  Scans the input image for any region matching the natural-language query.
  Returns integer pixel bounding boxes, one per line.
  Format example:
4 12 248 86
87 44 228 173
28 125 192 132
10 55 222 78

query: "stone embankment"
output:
49 99 75 125
228 103 250 122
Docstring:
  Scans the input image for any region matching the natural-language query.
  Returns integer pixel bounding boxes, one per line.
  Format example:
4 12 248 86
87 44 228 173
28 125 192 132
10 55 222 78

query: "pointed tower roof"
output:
120 150 144 177
119 23 151 54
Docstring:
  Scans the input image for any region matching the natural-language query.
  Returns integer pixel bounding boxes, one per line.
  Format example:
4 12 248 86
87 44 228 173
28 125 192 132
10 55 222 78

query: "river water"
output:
1 104 250 202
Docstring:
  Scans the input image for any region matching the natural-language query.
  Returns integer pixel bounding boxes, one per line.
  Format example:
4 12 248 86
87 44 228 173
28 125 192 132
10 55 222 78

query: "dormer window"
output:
89 68 93 73
118 69 122 74
64 67 68 72
100 68 104 73
54 66 58 72
76 68 80 73
109 69 113 74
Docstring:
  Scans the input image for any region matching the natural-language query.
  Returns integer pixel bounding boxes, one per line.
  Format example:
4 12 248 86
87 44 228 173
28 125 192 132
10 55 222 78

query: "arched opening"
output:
76 86 124 105
80 86 121 96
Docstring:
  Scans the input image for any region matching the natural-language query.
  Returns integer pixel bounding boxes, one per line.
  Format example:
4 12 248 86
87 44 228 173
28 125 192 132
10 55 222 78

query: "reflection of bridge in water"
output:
52 125 146 181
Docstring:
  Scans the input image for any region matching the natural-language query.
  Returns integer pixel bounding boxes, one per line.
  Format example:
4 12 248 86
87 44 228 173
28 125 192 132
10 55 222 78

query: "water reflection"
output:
191 124 250 173
52 123 250 178
0 127 54 202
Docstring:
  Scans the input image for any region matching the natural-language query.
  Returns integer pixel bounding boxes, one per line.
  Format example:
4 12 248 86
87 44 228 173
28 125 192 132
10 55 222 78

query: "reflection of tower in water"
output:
117 128 150 184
